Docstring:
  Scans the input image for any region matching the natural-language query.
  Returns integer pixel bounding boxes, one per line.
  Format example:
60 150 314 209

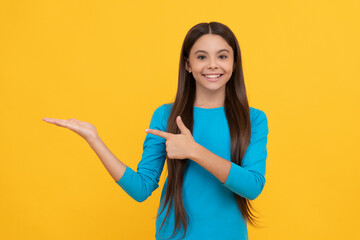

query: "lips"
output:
202 74 223 82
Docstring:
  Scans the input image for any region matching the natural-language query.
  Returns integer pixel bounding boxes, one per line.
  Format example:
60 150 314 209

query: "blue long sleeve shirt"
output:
116 103 269 240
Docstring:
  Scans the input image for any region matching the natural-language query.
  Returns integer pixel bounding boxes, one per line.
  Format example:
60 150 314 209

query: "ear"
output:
185 58 191 73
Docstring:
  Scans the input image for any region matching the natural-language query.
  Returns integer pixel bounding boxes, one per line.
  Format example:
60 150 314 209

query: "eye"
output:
219 55 228 59
197 55 206 60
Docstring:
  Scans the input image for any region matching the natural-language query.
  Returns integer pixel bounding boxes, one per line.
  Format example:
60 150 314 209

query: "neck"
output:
193 85 226 108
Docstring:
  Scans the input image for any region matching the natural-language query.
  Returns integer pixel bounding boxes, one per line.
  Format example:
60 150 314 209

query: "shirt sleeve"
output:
222 110 269 200
115 105 167 202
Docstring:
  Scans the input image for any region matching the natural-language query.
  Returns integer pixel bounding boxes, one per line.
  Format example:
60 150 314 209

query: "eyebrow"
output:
194 49 230 54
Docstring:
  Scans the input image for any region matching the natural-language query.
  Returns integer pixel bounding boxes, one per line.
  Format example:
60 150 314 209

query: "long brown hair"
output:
157 22 261 239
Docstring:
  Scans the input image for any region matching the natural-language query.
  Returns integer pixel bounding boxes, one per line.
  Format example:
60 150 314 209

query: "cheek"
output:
192 65 205 73
221 62 234 72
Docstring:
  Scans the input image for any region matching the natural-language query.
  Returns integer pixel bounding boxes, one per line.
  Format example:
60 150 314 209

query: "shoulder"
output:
249 106 269 137
149 103 173 130
153 103 173 118
249 106 267 124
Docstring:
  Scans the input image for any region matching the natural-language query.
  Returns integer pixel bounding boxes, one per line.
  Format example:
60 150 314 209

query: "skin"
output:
185 34 234 108
145 116 232 184
146 34 234 183
42 34 234 184
42 117 127 182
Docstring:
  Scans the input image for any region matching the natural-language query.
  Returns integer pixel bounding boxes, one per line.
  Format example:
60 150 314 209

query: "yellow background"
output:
1 0 359 239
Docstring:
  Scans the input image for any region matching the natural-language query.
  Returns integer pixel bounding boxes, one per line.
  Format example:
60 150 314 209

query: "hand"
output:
42 117 99 142
145 116 196 160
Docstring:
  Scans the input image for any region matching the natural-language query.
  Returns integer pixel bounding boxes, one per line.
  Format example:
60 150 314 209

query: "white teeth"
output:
204 74 221 78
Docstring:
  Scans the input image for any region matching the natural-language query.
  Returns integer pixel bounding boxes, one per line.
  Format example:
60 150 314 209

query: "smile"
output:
202 74 223 82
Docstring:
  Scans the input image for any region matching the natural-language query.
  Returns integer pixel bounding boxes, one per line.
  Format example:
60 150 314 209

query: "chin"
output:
199 84 226 92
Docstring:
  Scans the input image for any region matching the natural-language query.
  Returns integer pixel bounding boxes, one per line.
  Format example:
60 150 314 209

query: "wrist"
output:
87 134 101 146
189 142 201 161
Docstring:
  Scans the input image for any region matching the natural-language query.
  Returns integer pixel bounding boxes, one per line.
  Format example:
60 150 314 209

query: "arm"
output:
190 110 269 200
87 136 127 182
43 108 166 203
114 105 167 202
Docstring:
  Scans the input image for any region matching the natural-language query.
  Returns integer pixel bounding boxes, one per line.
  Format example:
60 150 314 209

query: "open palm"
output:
42 117 98 141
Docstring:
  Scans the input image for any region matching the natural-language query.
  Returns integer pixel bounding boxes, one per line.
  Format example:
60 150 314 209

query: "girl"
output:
43 22 269 240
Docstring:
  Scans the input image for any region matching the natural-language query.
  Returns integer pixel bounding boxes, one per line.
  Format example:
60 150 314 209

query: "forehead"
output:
190 34 233 54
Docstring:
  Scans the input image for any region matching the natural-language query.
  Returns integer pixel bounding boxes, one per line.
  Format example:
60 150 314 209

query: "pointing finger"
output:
145 128 171 140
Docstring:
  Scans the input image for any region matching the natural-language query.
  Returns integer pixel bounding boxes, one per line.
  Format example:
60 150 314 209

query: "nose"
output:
208 57 218 69
208 65 217 70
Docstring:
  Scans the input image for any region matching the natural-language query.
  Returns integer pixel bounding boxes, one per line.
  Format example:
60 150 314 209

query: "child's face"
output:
185 34 234 94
